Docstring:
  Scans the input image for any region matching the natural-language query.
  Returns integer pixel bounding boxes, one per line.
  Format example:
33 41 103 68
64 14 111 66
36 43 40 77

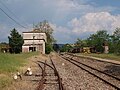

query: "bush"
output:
45 43 53 54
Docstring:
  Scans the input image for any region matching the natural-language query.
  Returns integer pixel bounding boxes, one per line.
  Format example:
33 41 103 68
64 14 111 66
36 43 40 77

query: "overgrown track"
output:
60 53 120 90
36 56 64 90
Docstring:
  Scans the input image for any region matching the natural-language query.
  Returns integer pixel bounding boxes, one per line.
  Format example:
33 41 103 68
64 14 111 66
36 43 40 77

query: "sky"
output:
0 0 120 44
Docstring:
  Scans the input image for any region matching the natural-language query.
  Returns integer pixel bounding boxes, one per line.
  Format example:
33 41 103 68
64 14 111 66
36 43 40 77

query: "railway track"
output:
66 53 120 79
36 56 64 90
60 53 120 90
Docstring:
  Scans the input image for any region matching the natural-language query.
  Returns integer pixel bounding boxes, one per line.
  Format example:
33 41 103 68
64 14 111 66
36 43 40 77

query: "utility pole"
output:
33 22 35 52
33 35 35 51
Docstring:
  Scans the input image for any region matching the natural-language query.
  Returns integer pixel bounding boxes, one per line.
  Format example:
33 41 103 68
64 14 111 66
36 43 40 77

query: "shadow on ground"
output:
103 65 120 78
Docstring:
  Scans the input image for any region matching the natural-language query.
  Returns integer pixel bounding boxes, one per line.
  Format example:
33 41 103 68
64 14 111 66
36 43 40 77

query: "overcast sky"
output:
0 0 120 44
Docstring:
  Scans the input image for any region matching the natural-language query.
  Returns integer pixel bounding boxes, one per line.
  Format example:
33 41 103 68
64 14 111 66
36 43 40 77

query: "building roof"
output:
23 44 43 46
23 29 45 33
23 39 45 42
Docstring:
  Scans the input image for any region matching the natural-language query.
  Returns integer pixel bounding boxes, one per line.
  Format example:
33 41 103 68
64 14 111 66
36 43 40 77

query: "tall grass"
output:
0 52 38 89
0 52 38 73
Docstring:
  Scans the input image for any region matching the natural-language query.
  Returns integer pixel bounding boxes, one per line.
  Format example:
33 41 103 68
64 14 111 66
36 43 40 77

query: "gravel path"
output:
42 59 59 90
51 53 116 90
65 54 120 78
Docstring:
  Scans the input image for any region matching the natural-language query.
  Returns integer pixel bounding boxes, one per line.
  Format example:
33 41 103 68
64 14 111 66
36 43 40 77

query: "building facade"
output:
22 30 47 54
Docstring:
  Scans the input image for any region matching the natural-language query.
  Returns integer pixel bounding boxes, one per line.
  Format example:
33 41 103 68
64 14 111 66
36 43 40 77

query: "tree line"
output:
60 28 120 55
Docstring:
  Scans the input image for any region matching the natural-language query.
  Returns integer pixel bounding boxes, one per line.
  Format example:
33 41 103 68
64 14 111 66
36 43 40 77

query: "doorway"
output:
29 47 36 52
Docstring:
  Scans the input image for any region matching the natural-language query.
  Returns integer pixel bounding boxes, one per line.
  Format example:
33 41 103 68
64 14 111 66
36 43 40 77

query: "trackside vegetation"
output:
8 28 24 54
78 53 120 61
0 52 38 89
34 20 56 54
60 28 120 55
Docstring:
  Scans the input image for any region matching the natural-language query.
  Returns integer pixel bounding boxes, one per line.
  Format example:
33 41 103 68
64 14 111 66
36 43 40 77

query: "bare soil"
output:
4 54 48 90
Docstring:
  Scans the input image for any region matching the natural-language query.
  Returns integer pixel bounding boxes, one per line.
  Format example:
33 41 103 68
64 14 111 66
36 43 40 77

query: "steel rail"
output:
66 53 120 81
36 60 46 90
61 55 120 90
49 56 64 90
37 59 64 90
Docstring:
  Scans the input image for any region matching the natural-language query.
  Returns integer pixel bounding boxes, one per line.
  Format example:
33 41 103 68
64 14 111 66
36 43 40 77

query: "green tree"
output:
53 44 59 52
110 28 120 55
45 43 53 54
34 20 55 54
87 30 109 53
114 28 120 38
60 44 72 52
8 28 24 53
108 35 114 53
35 20 55 44
75 38 88 48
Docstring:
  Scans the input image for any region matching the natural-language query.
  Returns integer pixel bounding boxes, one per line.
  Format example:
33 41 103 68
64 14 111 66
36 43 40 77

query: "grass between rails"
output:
0 52 39 89
77 53 120 61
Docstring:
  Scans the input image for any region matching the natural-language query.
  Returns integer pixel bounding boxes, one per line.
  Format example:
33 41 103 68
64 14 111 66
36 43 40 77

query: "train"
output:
69 47 96 53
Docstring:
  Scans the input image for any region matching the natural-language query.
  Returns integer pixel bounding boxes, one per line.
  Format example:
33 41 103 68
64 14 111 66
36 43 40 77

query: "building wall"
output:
22 32 46 54
104 46 109 54
23 40 45 45
22 46 29 52
23 33 46 42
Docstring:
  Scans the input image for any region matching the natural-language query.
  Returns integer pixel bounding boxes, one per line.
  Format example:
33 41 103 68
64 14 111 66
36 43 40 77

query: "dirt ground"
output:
4 53 49 90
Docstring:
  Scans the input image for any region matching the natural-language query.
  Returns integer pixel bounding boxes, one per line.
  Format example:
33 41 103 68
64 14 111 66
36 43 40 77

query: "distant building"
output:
22 30 47 54
0 44 10 53
103 42 109 54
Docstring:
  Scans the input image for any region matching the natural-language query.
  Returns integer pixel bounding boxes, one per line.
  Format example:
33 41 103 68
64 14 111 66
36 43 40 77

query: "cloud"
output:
2 0 117 25
4 0 115 24
50 23 72 43
0 23 31 42
0 24 10 42
51 12 120 43
1 12 120 44
69 12 120 35
0 0 119 43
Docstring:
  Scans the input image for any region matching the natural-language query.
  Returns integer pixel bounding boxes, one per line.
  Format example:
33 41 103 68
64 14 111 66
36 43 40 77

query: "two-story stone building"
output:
22 30 47 54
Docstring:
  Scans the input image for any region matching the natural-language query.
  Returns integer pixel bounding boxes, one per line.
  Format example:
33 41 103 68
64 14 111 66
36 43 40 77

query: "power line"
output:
0 0 29 28
0 7 27 28
0 0 17 19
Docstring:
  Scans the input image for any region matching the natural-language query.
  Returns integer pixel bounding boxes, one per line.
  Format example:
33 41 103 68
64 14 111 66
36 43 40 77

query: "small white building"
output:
22 30 47 54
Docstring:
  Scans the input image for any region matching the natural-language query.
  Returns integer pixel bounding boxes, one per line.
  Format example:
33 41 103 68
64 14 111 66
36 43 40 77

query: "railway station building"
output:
22 29 47 54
